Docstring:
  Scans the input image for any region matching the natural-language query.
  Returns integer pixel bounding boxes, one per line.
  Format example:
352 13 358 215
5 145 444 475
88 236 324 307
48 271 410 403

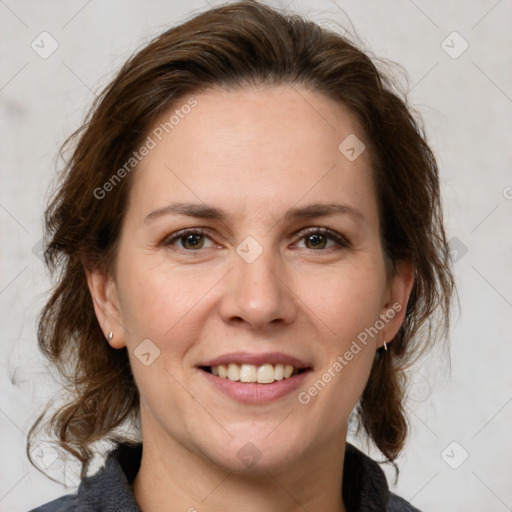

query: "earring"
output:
383 340 388 351
108 332 113 340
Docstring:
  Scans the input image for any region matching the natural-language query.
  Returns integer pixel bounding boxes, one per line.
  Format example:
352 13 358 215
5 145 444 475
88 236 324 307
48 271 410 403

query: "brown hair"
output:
27 0 455 481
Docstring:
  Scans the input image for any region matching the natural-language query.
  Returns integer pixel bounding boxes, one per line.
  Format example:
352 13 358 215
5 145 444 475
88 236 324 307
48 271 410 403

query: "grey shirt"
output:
29 442 421 512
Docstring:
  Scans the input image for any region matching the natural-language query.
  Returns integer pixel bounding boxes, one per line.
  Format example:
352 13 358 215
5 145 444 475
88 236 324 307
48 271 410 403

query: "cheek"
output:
115 256 220 402
293 257 385 405
298 270 379 422
296 261 387 340
116 254 221 342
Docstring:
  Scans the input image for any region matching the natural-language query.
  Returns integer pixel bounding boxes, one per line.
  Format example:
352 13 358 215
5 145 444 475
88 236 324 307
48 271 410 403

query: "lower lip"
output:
199 368 311 404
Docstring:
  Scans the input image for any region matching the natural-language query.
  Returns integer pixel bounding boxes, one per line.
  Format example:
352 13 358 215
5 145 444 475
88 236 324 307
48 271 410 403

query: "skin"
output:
86 85 414 512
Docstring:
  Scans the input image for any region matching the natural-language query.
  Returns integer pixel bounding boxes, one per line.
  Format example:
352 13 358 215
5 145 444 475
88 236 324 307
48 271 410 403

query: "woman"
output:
27 1 454 511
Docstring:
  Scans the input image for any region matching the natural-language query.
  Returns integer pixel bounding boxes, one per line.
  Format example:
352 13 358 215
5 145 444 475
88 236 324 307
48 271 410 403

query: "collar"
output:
74 441 391 512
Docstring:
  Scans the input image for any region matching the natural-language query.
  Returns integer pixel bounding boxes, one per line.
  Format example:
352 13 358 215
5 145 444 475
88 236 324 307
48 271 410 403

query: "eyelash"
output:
163 227 351 251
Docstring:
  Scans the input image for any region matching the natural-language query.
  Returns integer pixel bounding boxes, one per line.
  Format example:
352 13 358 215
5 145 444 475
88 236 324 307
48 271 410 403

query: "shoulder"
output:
27 441 143 512
28 493 77 512
343 442 422 512
388 492 422 512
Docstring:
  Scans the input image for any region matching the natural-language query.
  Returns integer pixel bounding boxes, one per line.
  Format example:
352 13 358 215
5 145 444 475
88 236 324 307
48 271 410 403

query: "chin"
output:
200 432 307 474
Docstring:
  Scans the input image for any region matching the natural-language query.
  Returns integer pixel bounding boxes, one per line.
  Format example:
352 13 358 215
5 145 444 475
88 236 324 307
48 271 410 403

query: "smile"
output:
198 367 312 405
203 363 305 384
198 351 312 404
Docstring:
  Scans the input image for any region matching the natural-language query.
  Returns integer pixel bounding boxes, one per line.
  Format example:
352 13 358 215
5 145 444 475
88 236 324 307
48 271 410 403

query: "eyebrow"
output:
144 202 365 224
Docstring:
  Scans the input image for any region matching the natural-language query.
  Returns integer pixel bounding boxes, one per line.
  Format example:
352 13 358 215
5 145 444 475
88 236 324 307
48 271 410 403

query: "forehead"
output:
127 85 377 225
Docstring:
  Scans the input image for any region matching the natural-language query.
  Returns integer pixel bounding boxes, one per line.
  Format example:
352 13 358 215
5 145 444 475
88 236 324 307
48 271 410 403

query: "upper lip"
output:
200 351 311 369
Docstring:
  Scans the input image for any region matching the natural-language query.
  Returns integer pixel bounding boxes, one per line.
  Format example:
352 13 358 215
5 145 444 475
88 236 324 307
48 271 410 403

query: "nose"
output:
218 248 297 331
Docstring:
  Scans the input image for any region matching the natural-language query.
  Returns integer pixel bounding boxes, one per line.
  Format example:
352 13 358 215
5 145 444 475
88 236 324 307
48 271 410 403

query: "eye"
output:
164 229 216 250
162 227 350 252
294 227 350 250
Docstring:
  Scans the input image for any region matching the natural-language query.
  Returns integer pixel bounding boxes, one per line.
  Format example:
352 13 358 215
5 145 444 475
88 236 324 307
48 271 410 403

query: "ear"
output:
84 264 126 349
379 260 415 348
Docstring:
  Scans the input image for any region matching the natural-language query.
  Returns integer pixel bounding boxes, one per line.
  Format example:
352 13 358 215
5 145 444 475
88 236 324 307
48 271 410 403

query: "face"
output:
88 85 413 473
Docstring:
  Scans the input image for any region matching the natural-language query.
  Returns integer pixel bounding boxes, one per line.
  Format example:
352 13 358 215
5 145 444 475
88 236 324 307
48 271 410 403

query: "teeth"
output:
210 363 299 384
257 364 275 384
227 363 240 381
274 364 284 380
240 364 257 382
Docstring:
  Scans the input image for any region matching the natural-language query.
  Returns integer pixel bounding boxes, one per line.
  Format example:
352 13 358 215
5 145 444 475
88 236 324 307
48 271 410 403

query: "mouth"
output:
200 363 310 384
197 352 312 404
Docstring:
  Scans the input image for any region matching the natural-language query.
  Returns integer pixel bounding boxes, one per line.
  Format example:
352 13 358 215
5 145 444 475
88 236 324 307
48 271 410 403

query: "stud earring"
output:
108 332 113 340
383 340 388 351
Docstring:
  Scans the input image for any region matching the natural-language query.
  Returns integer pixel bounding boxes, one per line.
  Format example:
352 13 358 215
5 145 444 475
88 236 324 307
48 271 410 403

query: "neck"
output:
132 420 348 512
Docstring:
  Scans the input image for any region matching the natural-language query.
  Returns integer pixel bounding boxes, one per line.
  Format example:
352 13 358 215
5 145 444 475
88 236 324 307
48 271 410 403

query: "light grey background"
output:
1 1 511 510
